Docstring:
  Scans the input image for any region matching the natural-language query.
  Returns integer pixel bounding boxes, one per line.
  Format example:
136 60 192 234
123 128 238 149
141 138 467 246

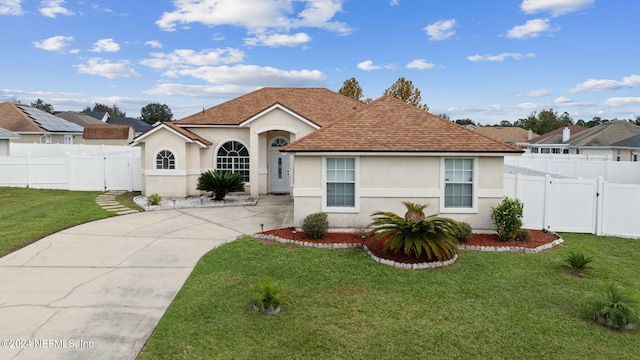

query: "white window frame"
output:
215 140 250 182
440 157 477 214
322 157 359 213
44 134 51 144
155 149 176 170
64 135 73 144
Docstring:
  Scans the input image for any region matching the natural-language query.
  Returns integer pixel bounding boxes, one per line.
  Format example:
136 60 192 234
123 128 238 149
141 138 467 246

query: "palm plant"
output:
369 202 460 261
563 251 594 276
252 277 292 314
588 284 639 330
403 201 427 222
196 170 245 200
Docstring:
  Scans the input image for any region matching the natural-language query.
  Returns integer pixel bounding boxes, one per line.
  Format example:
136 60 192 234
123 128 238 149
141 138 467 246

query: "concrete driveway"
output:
0 195 293 360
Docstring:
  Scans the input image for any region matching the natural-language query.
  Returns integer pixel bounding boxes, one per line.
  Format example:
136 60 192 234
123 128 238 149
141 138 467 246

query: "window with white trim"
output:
326 158 355 207
156 150 175 169
64 135 73 144
217 141 250 182
444 159 473 208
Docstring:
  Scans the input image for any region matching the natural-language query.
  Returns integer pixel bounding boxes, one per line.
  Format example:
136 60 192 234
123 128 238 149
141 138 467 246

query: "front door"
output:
270 138 290 193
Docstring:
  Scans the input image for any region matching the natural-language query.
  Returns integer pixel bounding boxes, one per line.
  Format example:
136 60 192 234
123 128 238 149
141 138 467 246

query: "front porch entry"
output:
269 137 290 193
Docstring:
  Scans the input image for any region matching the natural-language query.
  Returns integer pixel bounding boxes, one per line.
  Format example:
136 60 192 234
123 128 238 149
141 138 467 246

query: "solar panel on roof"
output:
19 106 84 132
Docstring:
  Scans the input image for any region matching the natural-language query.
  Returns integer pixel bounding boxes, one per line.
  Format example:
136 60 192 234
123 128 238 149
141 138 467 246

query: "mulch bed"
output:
259 228 559 265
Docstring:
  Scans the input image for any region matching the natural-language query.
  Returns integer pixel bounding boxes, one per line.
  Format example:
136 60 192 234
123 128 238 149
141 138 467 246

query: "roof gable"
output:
529 124 587 144
473 127 535 143
282 96 522 153
174 87 361 127
132 122 212 147
0 102 83 133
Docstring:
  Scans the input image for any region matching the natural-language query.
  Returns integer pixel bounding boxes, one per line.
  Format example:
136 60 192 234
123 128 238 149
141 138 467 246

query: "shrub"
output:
491 197 524 241
515 229 530 242
196 170 245 201
147 193 162 206
369 202 459 261
252 277 292 313
301 212 329 239
588 284 639 330
563 251 594 276
353 224 370 239
455 222 473 243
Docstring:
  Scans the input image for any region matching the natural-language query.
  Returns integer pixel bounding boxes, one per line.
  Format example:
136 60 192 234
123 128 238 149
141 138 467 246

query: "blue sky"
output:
1 0 638 124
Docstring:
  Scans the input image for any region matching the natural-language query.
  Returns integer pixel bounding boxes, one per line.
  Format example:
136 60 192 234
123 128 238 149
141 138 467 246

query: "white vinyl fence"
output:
0 144 141 191
504 173 640 238
505 155 640 184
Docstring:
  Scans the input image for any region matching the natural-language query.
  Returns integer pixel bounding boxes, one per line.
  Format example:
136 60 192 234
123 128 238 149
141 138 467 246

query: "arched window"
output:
216 141 249 182
271 138 288 147
156 150 175 170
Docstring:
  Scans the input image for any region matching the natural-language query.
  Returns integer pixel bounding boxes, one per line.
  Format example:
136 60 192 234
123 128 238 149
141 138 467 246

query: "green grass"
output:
139 233 640 360
0 187 113 257
116 191 143 210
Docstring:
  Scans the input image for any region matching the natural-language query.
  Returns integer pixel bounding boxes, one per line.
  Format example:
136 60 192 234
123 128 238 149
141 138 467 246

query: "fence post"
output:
543 175 552 231
66 152 72 190
595 176 605 236
27 153 32 188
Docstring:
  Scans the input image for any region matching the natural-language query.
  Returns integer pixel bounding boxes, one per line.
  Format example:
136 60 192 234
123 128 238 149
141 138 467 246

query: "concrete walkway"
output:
0 195 293 360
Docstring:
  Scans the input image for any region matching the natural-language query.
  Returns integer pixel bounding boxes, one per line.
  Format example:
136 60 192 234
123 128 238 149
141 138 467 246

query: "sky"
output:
0 0 639 125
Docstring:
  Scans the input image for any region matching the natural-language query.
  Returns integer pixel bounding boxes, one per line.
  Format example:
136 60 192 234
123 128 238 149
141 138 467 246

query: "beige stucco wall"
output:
292 155 506 230
11 134 82 144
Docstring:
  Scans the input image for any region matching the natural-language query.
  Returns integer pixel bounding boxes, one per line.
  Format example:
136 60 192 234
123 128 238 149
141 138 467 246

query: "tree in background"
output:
140 103 173 124
30 99 54 114
383 77 429 111
520 109 572 134
455 118 476 126
338 77 366 103
83 103 126 118
436 113 450 120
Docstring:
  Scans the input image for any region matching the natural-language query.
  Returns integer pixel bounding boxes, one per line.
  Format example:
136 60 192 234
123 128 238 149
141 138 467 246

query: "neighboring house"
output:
529 121 640 160
0 127 20 156
528 124 586 154
133 88 522 229
473 127 536 148
82 111 110 123
0 102 84 144
83 124 134 145
55 111 105 127
107 117 153 135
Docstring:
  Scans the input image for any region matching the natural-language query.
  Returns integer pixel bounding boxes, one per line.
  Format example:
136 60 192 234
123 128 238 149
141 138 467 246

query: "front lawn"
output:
0 187 113 257
139 233 640 360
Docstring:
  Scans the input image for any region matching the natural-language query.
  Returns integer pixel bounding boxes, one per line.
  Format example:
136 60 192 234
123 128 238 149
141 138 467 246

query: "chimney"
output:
527 129 533 140
562 126 570 142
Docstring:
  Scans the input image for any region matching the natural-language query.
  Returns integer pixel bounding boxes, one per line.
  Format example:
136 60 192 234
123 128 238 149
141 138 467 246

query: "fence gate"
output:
543 177 598 233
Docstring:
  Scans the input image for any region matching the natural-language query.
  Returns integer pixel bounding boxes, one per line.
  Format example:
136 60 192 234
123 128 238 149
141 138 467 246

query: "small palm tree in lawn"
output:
369 202 460 261
196 170 245 200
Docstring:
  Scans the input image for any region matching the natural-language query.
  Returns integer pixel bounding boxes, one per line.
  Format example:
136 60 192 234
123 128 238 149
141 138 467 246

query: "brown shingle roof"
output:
566 121 640 147
0 102 45 132
164 122 212 146
83 124 131 139
474 127 536 143
56 112 105 127
282 96 523 153
529 124 586 144
174 87 361 127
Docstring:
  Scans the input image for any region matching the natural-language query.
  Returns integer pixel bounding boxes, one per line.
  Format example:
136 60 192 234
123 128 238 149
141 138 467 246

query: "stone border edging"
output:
253 233 458 270
133 195 257 211
459 236 564 253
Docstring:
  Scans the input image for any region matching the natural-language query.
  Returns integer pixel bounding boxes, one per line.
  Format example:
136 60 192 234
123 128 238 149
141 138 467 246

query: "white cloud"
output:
39 0 74 18
33 35 74 51
507 18 557 39
140 48 245 69
467 52 535 62
170 64 326 87
145 83 258 97
156 0 351 36
75 58 141 79
91 38 120 53
520 0 594 17
424 19 456 41
570 75 640 93
521 89 551 97
145 40 163 49
0 0 23 15
390 0 399 6
406 59 436 70
602 97 640 107
357 60 382 71
244 32 311 47
554 96 572 104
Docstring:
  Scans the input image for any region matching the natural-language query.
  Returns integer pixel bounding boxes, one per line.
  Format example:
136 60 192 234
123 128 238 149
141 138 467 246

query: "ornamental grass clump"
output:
369 202 459 261
301 212 329 239
491 197 524 241
588 284 639 330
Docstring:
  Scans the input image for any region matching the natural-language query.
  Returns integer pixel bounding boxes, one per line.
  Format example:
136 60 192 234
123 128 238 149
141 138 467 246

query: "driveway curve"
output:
0 196 292 360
